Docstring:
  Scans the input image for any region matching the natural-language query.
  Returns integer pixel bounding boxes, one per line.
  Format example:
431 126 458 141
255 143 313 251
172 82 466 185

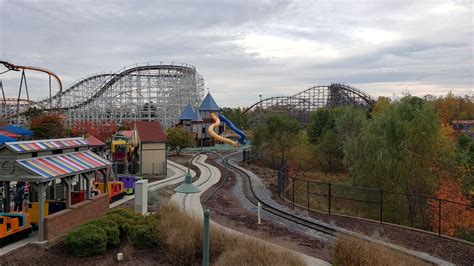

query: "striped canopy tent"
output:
1 125 34 136
16 150 111 179
4 137 89 153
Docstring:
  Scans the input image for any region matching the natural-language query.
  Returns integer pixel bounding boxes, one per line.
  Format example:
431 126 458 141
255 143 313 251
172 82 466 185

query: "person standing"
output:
13 182 25 212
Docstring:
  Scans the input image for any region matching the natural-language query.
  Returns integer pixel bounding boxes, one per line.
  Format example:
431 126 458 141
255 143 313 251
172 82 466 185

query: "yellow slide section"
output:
208 112 239 147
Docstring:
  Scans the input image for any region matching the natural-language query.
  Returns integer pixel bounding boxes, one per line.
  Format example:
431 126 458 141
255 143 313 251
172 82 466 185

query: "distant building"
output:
452 120 474 140
133 121 167 175
86 135 106 155
177 92 223 146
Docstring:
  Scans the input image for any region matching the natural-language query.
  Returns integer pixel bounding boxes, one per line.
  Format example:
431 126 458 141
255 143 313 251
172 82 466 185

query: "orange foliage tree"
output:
70 121 118 142
29 113 66 139
434 92 474 124
429 178 474 238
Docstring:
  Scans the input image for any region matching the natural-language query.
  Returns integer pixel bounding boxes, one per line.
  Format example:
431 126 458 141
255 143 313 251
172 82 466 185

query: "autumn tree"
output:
70 121 118 142
344 96 457 225
287 132 315 176
30 113 66 139
434 92 474 124
429 178 474 240
166 127 195 156
370 96 391 117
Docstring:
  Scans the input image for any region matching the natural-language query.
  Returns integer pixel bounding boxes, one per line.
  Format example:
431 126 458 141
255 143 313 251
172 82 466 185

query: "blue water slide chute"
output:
218 113 247 145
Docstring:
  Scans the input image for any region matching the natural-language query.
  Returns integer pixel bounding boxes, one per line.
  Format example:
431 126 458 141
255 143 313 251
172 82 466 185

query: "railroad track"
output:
225 153 337 237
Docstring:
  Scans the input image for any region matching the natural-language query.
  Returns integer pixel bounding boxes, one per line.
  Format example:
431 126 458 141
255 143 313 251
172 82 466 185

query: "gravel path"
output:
226 154 334 242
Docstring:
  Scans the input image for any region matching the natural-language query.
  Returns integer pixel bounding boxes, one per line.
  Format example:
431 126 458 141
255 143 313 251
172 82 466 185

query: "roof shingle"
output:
135 121 166 143
199 93 220 111
179 104 195 120
86 135 106 146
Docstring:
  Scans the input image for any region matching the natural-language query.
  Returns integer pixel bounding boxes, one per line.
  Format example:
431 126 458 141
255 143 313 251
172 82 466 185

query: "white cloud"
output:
0 0 472 106
351 28 403 46
233 33 342 61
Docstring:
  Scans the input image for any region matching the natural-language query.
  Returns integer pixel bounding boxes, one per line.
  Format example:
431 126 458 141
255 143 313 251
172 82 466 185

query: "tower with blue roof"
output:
198 92 222 146
177 92 222 146
178 103 196 130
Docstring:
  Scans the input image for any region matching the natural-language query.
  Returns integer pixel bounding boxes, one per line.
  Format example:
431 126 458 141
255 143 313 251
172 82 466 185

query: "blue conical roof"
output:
192 109 203 122
199 93 220 111
178 104 195 120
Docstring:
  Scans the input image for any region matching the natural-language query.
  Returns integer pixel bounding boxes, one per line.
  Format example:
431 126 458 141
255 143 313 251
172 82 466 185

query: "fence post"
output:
307 181 310 211
380 189 383 224
282 173 285 200
292 178 295 207
438 199 441 237
328 182 332 215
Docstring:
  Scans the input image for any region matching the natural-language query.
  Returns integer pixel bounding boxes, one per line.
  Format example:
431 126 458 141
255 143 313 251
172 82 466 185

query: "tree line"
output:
252 93 473 239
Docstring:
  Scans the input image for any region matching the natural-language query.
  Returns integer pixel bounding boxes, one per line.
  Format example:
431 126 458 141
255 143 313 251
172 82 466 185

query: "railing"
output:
244 149 474 242
281 177 473 240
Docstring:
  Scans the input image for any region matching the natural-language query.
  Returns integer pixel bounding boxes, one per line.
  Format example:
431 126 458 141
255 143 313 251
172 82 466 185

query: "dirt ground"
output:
201 154 334 263
244 162 474 266
0 241 167 265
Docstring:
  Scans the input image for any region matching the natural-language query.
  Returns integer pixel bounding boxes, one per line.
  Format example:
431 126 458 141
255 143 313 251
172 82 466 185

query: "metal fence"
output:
243 149 474 242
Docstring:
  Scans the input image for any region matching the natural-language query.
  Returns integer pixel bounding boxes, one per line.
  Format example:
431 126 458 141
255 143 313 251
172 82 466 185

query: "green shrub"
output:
107 208 141 220
65 225 107 257
106 208 144 235
83 218 120 247
130 224 158 249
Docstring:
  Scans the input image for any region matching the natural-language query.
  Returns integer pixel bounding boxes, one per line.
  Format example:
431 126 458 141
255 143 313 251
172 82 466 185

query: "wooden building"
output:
133 121 167 175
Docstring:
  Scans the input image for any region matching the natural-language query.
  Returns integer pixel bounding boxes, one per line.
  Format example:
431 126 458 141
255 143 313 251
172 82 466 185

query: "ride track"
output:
2 62 205 128
181 154 217 212
109 160 193 209
221 152 337 237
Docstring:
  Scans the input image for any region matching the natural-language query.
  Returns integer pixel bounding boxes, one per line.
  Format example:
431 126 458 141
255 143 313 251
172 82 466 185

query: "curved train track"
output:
223 153 337 237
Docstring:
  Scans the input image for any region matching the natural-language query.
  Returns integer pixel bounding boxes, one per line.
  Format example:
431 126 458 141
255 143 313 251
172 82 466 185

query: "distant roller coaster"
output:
244 83 374 125
1 62 205 128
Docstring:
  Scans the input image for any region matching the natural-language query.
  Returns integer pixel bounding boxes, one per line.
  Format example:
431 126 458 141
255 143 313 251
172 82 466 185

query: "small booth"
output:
86 135 106 156
133 121 167 175
0 137 112 241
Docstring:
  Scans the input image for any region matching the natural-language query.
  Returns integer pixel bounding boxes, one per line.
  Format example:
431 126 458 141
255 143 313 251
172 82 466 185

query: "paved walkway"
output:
111 161 195 208
0 233 38 256
171 154 330 266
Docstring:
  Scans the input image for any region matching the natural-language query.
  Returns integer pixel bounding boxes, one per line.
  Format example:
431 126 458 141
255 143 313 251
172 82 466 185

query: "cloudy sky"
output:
0 0 472 107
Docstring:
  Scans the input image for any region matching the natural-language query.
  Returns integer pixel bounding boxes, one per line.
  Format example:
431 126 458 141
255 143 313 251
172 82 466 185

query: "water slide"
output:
208 112 246 147
218 113 247 145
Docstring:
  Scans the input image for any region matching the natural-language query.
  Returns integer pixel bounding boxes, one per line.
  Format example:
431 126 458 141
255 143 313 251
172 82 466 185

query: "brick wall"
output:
44 193 109 241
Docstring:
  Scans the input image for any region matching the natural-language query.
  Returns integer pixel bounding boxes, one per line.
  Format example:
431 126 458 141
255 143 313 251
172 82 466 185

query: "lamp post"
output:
174 151 228 266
